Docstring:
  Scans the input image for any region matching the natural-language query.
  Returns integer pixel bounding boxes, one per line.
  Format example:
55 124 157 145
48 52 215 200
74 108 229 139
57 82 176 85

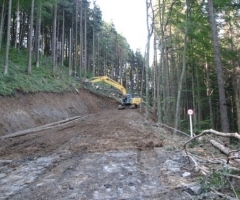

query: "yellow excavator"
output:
90 76 142 110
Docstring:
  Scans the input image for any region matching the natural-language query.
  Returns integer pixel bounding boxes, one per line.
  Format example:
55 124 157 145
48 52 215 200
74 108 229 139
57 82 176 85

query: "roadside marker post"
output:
187 109 194 137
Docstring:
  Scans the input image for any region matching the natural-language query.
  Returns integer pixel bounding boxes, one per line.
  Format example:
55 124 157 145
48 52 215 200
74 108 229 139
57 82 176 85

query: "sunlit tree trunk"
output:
208 0 229 132
14 0 19 48
52 2 57 73
3 0 11 75
35 2 41 68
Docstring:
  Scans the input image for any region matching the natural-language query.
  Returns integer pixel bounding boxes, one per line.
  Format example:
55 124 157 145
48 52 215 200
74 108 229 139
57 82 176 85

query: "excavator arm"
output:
90 76 127 95
90 76 142 110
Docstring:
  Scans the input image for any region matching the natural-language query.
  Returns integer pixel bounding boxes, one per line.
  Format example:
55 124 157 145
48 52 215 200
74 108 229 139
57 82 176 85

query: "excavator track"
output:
118 105 125 110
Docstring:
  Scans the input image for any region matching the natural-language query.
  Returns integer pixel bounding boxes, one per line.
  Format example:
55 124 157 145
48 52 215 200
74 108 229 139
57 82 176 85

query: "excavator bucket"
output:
118 105 125 110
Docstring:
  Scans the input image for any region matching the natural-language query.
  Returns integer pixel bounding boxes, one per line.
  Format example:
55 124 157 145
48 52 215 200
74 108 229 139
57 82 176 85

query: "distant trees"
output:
0 0 141 79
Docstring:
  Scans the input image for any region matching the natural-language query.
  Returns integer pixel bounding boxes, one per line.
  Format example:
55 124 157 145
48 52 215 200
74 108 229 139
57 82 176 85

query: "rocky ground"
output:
0 88 231 199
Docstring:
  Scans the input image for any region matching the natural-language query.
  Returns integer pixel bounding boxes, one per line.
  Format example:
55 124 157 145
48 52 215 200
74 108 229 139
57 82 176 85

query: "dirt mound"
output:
0 89 118 136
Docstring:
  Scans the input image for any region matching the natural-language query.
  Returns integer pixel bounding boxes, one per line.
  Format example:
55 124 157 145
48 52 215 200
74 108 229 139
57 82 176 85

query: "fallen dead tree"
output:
1 115 87 139
183 129 240 164
182 129 240 199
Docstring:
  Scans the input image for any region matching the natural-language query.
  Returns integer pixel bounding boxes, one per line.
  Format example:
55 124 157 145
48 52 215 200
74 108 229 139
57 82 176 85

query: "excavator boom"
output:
90 76 142 109
90 76 127 95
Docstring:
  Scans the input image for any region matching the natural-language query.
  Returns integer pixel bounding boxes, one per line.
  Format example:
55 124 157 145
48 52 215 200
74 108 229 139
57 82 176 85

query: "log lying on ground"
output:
210 140 232 155
183 129 240 152
1 115 86 139
210 140 240 164
183 129 240 164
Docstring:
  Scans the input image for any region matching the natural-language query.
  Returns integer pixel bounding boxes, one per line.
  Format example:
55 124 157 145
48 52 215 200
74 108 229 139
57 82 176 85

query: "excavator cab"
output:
122 94 132 105
120 94 141 110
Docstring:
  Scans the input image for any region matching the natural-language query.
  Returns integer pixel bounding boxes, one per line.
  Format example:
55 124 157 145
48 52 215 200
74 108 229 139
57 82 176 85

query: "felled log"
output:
210 140 240 164
1 115 85 139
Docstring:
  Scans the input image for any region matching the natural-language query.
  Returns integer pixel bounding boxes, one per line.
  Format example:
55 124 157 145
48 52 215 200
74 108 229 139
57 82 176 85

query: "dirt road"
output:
0 90 195 199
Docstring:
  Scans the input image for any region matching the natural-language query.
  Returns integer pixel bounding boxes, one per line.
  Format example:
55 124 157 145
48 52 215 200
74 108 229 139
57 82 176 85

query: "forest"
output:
0 0 240 135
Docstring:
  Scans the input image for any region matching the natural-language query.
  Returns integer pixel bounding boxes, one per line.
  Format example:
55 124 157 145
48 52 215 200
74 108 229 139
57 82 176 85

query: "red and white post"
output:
187 109 194 137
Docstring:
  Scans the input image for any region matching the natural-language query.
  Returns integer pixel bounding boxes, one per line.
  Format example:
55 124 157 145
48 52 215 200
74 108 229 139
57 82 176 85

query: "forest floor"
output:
0 87 229 199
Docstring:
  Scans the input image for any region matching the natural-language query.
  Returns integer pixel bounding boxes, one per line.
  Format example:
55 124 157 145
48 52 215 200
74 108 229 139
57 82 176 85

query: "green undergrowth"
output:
0 48 81 96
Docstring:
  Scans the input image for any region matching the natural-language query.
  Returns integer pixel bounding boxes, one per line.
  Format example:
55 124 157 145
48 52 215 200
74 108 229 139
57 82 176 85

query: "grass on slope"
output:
0 48 81 96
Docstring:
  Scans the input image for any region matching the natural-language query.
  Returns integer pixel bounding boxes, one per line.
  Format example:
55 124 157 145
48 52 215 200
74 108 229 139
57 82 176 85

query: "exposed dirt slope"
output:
0 89 209 199
0 89 117 135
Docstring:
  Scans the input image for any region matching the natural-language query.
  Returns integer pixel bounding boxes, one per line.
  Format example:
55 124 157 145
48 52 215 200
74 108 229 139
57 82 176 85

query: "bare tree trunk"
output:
27 0 34 74
92 28 95 76
153 35 157 112
174 2 188 133
97 33 99 76
79 0 83 77
61 10 65 66
19 12 25 48
52 2 57 73
74 0 78 75
0 0 5 50
3 0 11 75
92 2 96 77
69 28 72 76
84 2 87 77
205 57 214 129
35 2 41 68
208 0 229 132
14 0 19 48
145 0 154 120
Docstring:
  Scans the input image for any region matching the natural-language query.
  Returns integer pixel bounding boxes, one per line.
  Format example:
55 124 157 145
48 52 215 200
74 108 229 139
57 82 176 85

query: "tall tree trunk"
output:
19 12 25 48
27 0 34 74
74 0 78 75
174 2 188 133
153 35 157 112
92 3 96 77
208 0 229 132
3 0 11 75
61 10 65 66
35 2 41 68
52 2 57 73
69 28 72 76
92 28 95 77
84 2 87 77
14 0 19 48
145 0 153 120
97 33 100 76
157 0 166 123
205 57 214 129
79 0 83 77
0 0 5 50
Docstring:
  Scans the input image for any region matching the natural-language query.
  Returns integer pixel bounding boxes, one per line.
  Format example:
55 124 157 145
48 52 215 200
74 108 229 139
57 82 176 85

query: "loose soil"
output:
0 89 213 199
